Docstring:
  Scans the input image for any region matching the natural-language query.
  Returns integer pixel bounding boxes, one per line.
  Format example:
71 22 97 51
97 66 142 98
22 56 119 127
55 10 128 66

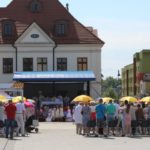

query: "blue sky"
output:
1 0 150 78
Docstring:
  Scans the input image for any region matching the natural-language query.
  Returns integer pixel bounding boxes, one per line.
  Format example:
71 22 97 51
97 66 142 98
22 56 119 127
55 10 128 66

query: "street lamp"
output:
117 70 121 99
117 70 120 80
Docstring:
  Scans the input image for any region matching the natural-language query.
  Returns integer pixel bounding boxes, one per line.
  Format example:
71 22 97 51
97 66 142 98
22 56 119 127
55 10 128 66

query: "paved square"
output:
1 122 150 150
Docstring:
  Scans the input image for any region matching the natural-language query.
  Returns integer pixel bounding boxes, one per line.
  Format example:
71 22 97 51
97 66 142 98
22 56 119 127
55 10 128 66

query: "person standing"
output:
124 104 132 136
130 103 137 135
0 102 5 136
73 103 83 134
135 104 144 134
0 102 5 122
66 106 72 122
95 99 107 137
81 103 91 136
106 100 116 135
5 99 16 139
16 100 26 136
106 100 116 121
89 101 96 135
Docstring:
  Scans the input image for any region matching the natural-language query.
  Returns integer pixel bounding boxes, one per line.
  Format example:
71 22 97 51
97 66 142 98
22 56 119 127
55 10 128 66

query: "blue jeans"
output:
5 119 15 138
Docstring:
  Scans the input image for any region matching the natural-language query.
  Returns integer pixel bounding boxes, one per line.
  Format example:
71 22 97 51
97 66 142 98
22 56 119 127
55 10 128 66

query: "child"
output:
66 106 72 122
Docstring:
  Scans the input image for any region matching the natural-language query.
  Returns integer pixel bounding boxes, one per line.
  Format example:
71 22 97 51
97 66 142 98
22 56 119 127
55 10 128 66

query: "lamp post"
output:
117 70 121 99
117 70 120 80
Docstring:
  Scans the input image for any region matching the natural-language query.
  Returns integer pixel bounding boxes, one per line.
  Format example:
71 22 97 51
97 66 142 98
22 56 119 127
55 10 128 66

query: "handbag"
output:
32 119 39 126
0 120 4 128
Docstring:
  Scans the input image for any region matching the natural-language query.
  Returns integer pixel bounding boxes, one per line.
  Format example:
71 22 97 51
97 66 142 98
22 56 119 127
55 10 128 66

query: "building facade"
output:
0 0 104 99
122 50 150 97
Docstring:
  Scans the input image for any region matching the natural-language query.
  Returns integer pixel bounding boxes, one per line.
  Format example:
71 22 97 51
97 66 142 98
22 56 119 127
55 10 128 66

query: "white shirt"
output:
114 103 120 118
73 104 83 124
90 105 95 112
0 106 5 121
16 102 25 114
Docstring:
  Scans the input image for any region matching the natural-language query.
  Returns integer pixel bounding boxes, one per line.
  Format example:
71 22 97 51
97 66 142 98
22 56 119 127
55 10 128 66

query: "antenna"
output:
66 3 69 11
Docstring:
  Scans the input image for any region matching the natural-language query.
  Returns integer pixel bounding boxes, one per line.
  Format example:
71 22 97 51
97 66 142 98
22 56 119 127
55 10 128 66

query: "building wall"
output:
0 45 16 83
122 64 134 96
122 49 150 97
0 0 104 99
0 43 102 98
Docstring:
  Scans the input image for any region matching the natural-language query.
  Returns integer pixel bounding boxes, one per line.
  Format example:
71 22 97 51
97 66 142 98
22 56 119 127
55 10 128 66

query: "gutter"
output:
52 42 57 71
12 44 18 71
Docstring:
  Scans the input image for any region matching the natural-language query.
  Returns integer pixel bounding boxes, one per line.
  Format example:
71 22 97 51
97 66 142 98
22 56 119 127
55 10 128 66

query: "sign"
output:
12 82 24 89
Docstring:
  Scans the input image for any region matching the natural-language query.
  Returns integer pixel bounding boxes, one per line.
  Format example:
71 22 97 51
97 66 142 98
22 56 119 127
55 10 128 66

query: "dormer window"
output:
30 0 42 13
3 22 13 37
54 21 68 36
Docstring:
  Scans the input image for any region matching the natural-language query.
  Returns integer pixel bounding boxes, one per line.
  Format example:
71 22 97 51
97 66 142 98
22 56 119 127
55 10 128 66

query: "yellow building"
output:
122 64 134 96
122 50 150 97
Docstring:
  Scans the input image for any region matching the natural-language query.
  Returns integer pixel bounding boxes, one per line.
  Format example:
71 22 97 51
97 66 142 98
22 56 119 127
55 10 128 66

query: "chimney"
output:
66 3 69 11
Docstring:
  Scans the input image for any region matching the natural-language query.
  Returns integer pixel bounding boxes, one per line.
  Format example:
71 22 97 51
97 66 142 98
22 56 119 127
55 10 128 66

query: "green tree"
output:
101 76 121 99
103 87 117 99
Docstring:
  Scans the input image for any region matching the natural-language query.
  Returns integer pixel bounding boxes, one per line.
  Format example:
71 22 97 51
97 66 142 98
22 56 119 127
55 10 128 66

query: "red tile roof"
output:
0 0 104 44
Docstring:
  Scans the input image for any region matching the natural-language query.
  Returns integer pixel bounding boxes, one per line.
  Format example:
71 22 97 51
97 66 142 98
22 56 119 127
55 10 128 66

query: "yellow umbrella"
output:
72 95 93 103
140 96 150 103
0 98 8 103
120 96 137 103
0 95 6 100
102 97 113 103
12 96 26 103
0 95 8 103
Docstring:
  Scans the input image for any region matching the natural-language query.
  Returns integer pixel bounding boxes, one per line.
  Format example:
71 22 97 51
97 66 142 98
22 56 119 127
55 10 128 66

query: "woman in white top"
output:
0 102 5 121
66 106 72 122
55 107 60 120
73 103 83 134
142 103 148 120
59 106 64 118
0 102 5 136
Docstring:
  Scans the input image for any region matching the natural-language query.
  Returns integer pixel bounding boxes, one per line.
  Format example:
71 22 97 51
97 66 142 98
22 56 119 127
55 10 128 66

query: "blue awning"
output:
13 71 96 82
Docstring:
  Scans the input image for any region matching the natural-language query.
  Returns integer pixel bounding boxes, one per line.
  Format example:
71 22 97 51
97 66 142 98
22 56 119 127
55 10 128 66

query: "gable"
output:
0 0 104 45
15 22 54 45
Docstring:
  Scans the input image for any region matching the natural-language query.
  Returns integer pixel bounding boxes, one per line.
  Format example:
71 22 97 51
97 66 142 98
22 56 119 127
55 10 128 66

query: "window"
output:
77 57 88 71
30 0 42 13
57 58 67 71
37 58 47 71
23 58 33 71
3 23 13 36
54 21 68 36
3 58 13 73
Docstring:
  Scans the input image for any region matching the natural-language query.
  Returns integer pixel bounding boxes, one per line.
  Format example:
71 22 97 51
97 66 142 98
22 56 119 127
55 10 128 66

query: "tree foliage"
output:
101 77 121 99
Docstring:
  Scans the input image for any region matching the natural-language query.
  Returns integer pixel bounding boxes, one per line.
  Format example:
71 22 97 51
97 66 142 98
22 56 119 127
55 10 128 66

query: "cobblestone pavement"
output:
1 122 150 150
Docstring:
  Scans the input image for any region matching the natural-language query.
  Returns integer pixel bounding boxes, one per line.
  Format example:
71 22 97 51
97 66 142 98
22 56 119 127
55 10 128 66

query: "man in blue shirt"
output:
95 99 107 137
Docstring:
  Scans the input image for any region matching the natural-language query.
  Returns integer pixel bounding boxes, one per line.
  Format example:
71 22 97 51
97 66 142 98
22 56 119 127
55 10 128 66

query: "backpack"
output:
0 120 4 128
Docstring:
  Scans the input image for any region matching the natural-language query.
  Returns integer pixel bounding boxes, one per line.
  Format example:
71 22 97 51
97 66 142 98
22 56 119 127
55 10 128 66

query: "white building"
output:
0 0 104 99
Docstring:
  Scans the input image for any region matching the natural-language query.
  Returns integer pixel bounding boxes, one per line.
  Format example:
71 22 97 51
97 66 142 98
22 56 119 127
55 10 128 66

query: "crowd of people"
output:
2 95 150 139
73 98 150 137
0 99 35 139
40 105 73 122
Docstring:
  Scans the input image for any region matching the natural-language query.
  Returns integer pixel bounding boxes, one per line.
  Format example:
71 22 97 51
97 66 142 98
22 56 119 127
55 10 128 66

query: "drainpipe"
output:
52 42 57 96
52 42 57 71
12 44 18 71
